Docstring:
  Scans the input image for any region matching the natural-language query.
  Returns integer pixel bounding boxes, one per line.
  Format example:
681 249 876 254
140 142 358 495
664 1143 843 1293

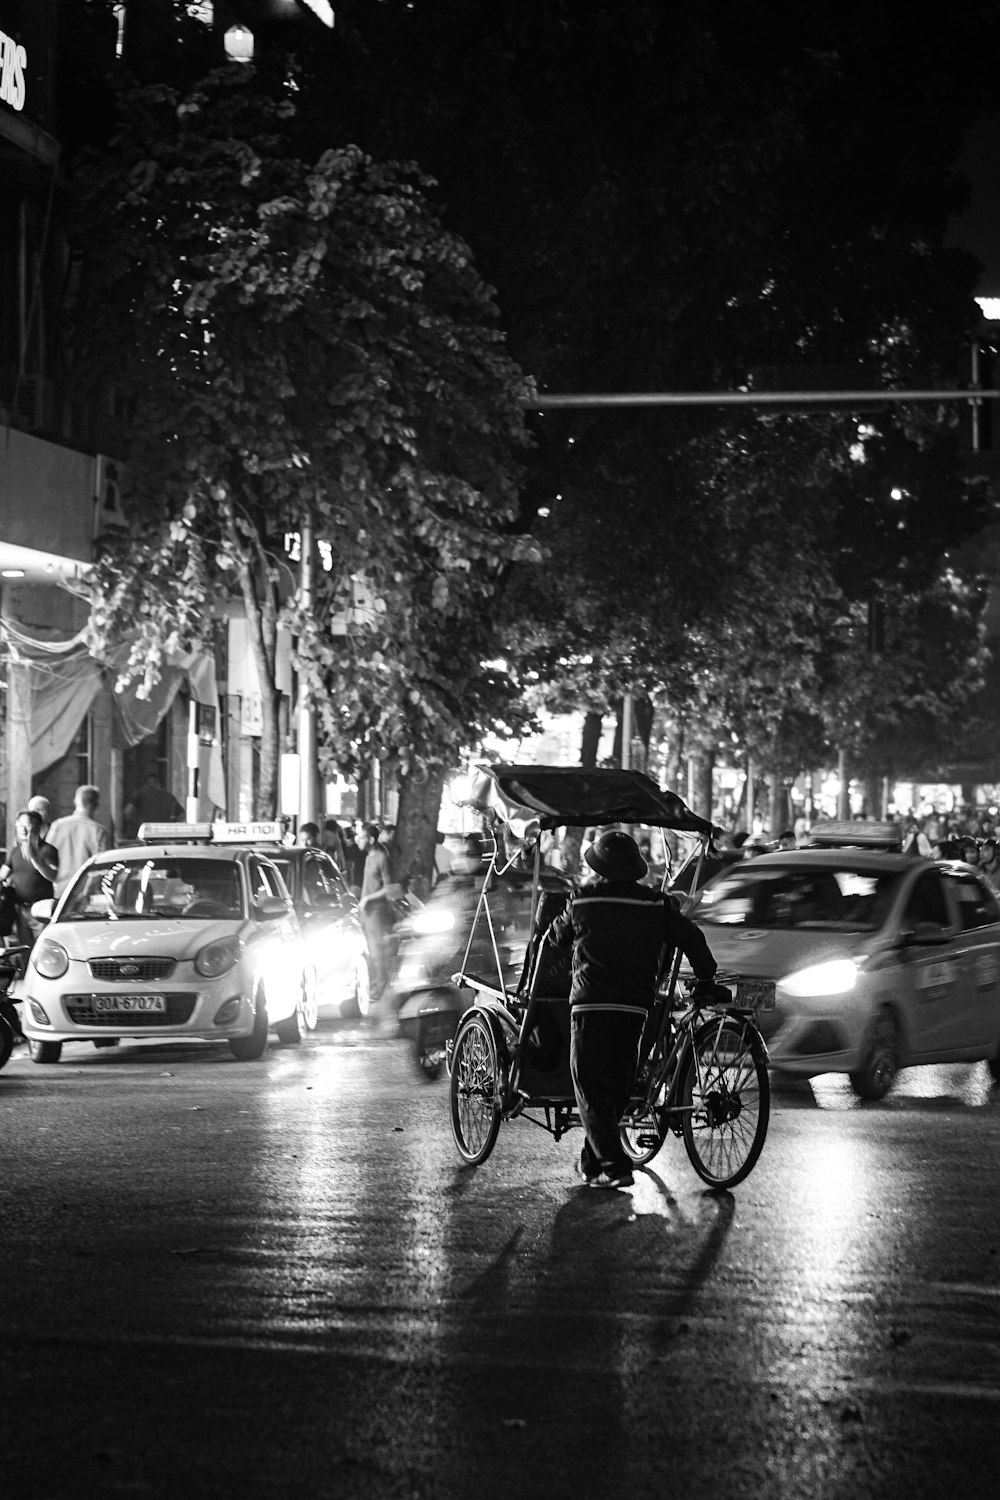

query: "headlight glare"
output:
781 957 859 998
412 907 456 936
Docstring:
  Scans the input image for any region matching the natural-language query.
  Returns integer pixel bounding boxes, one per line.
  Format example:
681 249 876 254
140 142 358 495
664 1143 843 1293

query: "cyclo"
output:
447 765 774 1190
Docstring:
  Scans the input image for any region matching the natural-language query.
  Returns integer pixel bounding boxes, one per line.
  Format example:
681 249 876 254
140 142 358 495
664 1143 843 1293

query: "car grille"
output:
65 994 198 1026
89 958 177 982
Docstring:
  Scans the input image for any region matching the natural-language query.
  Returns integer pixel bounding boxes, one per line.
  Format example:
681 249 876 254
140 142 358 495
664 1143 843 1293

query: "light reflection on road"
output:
793 1061 998 1110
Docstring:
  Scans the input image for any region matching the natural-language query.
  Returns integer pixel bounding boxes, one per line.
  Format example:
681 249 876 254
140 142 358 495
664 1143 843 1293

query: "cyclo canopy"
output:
467 764 715 837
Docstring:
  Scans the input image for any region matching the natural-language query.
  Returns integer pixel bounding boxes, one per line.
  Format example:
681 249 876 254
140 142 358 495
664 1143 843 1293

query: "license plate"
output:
735 979 775 1010
92 994 168 1014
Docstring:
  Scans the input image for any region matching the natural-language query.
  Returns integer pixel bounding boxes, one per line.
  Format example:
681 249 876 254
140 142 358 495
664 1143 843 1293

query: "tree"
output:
70 69 531 853
304 0 1000 802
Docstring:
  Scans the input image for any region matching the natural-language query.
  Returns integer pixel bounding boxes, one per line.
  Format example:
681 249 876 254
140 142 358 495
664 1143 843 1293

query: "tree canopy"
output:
69 68 533 824
298 0 1000 799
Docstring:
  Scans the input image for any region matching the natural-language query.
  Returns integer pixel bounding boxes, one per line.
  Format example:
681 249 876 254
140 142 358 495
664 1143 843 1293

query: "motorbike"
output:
390 862 571 1080
0 943 28 1071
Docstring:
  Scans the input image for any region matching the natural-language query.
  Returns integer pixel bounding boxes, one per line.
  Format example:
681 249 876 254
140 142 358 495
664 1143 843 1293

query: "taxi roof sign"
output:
136 820 286 845
137 822 212 843
211 820 285 844
804 819 903 851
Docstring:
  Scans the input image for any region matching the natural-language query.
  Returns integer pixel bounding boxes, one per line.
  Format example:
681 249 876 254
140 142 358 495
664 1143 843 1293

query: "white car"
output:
16 823 309 1064
687 841 1000 1099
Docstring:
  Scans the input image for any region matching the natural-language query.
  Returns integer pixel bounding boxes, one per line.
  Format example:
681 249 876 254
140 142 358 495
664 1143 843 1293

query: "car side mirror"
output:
901 920 953 946
254 896 290 922
30 898 55 923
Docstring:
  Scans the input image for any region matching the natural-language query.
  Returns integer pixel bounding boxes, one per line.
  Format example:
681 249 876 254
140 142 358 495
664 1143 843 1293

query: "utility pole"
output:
298 517 318 830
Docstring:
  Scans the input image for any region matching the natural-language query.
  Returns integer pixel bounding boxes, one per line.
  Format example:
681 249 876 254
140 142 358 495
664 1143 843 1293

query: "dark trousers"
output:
570 1009 645 1178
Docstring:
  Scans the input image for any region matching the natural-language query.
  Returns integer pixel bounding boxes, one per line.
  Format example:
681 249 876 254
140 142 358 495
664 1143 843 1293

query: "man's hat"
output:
584 829 647 882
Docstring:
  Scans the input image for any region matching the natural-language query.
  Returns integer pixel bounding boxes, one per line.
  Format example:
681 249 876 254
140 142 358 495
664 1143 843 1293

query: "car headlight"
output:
196 935 242 978
33 940 69 979
411 907 456 936
397 959 428 986
780 958 859 998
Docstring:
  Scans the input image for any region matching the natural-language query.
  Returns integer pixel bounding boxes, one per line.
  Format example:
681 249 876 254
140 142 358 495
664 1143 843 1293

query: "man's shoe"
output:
574 1159 597 1185
588 1169 634 1190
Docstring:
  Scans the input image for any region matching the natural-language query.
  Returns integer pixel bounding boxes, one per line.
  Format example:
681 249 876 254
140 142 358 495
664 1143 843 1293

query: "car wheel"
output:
275 1006 302 1045
849 1006 899 1100
298 968 319 1032
987 1045 1000 1084
229 991 268 1061
342 954 371 1020
29 1039 62 1065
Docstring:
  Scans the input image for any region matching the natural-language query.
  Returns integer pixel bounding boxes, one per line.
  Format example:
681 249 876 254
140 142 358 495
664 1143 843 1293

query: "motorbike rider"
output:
543 828 719 1190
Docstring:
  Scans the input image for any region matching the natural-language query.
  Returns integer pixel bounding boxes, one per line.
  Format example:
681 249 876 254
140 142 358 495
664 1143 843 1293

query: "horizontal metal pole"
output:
527 388 1000 409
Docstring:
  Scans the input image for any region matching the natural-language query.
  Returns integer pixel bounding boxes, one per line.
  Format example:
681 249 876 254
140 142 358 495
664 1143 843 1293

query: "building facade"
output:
0 1 213 847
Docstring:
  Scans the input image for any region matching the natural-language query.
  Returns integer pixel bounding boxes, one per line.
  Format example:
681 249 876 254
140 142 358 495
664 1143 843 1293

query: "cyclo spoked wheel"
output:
620 1082 670 1166
680 1014 769 1189
449 1011 505 1165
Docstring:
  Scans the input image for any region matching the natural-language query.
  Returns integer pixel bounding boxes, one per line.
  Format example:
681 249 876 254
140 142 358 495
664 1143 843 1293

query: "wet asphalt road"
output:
2 1027 1000 1500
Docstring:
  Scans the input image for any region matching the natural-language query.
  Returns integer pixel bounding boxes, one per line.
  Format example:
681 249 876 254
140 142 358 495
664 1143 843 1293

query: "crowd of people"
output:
0 784 111 948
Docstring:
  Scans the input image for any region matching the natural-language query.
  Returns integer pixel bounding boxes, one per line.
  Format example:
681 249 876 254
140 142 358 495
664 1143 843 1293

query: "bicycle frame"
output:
632 987 766 1134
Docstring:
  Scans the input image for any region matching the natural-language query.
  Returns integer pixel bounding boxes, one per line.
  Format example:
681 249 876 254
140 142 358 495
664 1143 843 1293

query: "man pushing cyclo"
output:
542 828 722 1191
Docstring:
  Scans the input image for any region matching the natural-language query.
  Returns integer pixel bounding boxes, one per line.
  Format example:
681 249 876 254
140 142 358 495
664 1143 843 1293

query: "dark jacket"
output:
546 879 716 1018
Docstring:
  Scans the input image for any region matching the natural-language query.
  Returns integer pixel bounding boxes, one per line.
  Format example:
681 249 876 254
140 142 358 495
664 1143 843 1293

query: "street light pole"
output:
526 387 999 410
298 517 318 831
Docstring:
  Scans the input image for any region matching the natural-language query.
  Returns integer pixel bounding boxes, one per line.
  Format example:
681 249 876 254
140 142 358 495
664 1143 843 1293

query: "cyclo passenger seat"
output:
516 889 573 1092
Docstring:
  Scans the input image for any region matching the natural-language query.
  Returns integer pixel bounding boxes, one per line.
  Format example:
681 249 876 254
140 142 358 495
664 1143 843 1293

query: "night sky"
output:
950 116 1000 295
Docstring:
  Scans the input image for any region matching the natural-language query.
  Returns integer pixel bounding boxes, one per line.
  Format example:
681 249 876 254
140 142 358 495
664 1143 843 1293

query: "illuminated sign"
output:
0 27 26 112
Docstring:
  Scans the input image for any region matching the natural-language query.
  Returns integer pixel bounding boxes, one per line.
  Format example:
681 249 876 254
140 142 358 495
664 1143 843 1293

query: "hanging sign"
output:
0 28 26 112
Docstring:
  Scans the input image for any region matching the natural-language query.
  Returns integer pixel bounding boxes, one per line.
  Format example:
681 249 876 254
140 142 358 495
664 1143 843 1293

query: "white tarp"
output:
3 624 225 809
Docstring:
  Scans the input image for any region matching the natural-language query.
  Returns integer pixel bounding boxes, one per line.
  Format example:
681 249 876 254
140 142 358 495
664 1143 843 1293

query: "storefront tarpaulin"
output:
1 622 225 809
108 639 226 811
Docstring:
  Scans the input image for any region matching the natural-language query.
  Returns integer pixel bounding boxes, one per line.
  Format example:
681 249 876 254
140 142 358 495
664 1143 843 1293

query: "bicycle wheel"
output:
620 1070 672 1165
449 1011 505 1165
679 1015 769 1189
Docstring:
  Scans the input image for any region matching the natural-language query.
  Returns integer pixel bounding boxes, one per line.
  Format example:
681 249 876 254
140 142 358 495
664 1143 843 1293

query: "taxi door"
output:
895 868 965 1058
938 871 1000 1052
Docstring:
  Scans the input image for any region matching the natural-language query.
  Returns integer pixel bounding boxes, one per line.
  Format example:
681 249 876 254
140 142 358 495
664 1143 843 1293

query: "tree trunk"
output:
634 695 653 774
392 764 447 902
580 710 603 770
692 747 715 823
236 526 281 818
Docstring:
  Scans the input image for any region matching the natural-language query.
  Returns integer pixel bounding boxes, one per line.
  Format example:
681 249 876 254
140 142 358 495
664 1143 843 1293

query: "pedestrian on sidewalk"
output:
358 822 401 1028
0 809 59 945
47 785 111 900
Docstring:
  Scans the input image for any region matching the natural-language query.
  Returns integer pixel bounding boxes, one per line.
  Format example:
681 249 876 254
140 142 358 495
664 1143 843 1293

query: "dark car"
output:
267 846 370 1024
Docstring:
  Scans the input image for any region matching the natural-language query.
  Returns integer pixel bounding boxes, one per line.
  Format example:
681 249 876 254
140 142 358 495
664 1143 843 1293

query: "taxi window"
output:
902 870 950 930
944 872 1000 931
248 859 285 905
303 853 337 904
61 858 242 919
691 864 900 931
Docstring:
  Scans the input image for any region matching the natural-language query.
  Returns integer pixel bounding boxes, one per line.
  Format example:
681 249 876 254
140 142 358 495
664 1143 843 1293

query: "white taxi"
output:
687 829 1000 1099
16 822 309 1064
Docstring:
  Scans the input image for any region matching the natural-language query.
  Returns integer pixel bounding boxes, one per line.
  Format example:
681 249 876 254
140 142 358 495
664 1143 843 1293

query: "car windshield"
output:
61 858 244 921
690 863 902 932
